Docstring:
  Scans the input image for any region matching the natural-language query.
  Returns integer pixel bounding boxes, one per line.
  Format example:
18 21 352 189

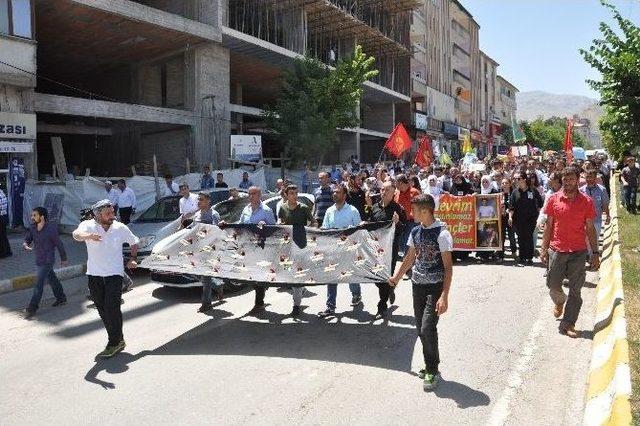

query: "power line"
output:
0 58 241 124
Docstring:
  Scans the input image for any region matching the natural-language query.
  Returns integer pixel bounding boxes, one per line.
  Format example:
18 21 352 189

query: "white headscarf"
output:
424 175 443 197
480 175 493 195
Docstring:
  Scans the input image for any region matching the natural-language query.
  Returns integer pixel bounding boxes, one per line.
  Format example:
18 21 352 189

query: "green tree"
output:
580 0 640 160
521 116 588 151
263 45 378 166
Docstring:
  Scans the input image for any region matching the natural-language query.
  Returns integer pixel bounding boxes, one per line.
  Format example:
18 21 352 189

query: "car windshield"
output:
214 198 251 223
136 197 180 223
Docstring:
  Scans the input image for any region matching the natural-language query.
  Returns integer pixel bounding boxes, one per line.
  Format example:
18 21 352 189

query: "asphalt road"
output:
0 259 598 425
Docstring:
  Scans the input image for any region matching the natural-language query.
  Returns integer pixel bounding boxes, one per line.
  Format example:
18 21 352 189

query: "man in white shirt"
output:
104 181 120 213
116 179 136 224
73 199 139 358
163 174 180 197
178 183 199 221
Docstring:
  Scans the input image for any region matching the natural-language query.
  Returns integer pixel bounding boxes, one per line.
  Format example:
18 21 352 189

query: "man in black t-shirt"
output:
214 172 228 188
364 180 406 318
278 185 316 316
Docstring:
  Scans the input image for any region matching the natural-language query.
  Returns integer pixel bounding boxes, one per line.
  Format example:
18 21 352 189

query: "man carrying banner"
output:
278 184 316 317
235 186 276 314
318 184 363 318
193 192 223 313
388 194 453 391
364 180 406 318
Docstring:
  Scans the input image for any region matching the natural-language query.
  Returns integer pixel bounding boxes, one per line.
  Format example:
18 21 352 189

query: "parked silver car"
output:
123 188 247 261
149 193 315 287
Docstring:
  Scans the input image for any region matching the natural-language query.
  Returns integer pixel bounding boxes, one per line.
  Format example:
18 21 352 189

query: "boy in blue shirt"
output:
388 194 453 391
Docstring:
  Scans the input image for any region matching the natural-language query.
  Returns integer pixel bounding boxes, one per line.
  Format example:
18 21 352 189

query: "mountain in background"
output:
516 91 604 148
516 91 602 122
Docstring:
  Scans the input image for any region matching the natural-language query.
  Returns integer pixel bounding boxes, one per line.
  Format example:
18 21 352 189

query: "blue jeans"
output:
623 186 637 212
28 264 66 311
326 283 361 310
201 276 224 305
400 221 419 255
588 221 603 256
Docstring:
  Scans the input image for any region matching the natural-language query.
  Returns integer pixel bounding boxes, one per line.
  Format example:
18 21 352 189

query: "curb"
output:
584 178 633 426
0 264 87 295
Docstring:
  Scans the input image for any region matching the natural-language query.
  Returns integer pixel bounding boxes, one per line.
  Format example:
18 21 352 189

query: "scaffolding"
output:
227 0 418 95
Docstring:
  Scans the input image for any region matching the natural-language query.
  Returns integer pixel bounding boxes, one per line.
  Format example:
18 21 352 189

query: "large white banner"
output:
230 135 263 163
0 112 36 140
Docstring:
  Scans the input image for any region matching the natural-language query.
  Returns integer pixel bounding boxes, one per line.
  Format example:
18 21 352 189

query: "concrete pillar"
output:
234 82 243 135
338 132 358 163
187 43 231 169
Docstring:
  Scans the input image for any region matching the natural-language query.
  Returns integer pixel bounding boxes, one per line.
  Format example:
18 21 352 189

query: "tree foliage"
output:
580 0 640 160
520 117 588 151
263 46 379 166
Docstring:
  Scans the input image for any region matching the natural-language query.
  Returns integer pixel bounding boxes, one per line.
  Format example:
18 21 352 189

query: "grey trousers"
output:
546 249 587 327
292 287 304 307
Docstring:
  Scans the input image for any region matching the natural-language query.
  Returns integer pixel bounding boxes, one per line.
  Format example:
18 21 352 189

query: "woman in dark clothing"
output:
498 178 517 260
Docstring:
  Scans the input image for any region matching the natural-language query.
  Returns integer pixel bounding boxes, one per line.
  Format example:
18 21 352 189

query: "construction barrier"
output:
584 178 633 425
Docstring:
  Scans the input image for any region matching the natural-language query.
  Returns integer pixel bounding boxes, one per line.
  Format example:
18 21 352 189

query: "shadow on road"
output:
434 376 491 408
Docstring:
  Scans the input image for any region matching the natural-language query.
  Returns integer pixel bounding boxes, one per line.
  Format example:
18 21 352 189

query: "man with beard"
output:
73 200 139 358
23 207 68 319
541 167 599 338
508 172 543 265
364 180 405 318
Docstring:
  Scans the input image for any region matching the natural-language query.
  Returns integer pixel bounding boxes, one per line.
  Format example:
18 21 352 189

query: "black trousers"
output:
0 216 11 258
500 214 517 257
376 236 400 312
412 283 443 374
88 275 124 346
515 221 536 261
119 207 133 224
254 286 266 306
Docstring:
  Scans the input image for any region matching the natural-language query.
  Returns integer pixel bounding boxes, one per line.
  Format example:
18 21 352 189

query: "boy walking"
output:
388 194 453 391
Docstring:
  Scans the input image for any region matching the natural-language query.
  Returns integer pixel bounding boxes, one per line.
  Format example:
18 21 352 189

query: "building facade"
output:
1 0 417 182
410 0 455 154
496 75 519 126
479 50 500 155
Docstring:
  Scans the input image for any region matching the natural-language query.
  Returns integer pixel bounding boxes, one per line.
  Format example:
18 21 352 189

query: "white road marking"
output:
486 300 548 426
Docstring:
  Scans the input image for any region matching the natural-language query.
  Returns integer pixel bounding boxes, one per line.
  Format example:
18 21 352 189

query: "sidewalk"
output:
0 234 87 294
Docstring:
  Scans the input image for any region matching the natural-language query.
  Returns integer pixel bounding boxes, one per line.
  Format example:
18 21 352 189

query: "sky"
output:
460 0 640 99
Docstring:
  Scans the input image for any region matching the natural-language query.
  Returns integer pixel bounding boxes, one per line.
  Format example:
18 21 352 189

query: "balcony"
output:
455 98 471 115
0 35 36 87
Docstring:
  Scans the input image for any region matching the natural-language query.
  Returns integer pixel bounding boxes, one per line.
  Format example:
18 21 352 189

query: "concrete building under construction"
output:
0 0 417 180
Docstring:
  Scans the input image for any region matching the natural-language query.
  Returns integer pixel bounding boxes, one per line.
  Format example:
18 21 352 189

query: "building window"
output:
0 0 32 38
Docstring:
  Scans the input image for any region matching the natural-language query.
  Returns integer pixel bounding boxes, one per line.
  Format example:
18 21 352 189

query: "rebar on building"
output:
227 0 418 96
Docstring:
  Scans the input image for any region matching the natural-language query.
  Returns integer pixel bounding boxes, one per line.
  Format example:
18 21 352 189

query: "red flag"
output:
414 136 433 168
564 119 574 163
384 123 412 159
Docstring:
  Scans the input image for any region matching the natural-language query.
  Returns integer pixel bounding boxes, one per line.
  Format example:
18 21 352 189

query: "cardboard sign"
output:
435 193 502 251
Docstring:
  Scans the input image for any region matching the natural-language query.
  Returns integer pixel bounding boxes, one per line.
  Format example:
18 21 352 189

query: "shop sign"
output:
443 122 459 138
0 141 33 153
414 112 427 130
0 112 36 140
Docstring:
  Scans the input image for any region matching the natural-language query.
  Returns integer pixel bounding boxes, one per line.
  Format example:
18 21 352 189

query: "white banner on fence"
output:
23 169 266 227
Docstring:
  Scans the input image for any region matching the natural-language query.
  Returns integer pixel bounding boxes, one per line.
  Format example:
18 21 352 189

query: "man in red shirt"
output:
540 167 599 338
395 174 421 256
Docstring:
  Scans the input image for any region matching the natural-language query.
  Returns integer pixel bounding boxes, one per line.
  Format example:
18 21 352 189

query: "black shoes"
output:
291 305 302 317
350 295 362 307
24 308 36 320
52 300 67 307
389 289 396 305
197 303 213 313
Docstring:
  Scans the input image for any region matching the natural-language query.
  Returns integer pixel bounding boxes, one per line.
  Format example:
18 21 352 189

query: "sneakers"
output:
389 289 396 305
97 340 126 358
374 308 387 320
553 303 564 319
291 305 302 317
350 295 362 307
317 308 335 318
423 372 440 392
52 299 67 307
197 303 213 313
